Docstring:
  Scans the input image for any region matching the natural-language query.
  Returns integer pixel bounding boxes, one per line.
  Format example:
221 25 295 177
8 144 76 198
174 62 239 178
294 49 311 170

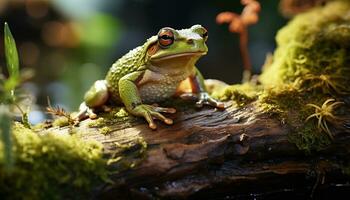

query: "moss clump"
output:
258 85 305 115
87 108 133 130
257 0 350 151
0 123 109 200
88 117 106 128
100 126 111 135
107 137 147 171
114 107 129 118
52 116 70 127
258 85 336 152
213 83 261 107
260 0 350 89
288 122 332 152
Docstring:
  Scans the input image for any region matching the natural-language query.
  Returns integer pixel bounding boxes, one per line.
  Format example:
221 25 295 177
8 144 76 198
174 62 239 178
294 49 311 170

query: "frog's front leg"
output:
182 68 225 108
119 71 176 129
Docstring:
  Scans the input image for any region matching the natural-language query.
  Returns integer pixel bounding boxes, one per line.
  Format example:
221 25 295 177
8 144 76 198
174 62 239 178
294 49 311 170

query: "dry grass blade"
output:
296 74 350 94
46 97 76 126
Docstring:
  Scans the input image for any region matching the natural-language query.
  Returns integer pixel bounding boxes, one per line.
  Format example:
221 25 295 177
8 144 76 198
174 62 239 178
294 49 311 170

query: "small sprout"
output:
306 99 344 139
0 22 21 169
216 0 261 82
14 103 31 129
4 22 19 94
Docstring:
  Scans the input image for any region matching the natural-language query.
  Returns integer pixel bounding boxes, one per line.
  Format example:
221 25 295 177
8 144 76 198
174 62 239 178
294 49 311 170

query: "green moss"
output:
288 122 332 153
258 84 334 152
255 1 350 152
104 107 129 119
99 126 111 135
260 0 350 89
52 116 70 127
114 107 129 118
107 137 147 172
258 84 304 114
88 117 106 128
0 123 109 200
211 1 350 152
88 108 133 129
212 83 261 107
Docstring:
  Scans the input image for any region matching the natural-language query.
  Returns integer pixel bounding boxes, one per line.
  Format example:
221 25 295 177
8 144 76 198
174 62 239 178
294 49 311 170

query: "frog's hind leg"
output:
74 80 109 121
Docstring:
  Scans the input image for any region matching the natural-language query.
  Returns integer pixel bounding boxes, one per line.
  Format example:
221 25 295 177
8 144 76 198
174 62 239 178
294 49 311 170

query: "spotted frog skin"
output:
76 25 224 129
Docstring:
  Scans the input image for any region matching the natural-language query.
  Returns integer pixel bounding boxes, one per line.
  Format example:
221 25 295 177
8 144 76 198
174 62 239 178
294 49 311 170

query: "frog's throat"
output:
151 51 207 61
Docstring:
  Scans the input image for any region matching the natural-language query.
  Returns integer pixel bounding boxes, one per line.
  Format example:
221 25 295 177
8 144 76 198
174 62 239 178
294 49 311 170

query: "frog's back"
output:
105 46 146 100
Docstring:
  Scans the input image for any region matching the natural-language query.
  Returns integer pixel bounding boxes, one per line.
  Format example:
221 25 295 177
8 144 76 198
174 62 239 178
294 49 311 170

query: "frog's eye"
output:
158 28 174 47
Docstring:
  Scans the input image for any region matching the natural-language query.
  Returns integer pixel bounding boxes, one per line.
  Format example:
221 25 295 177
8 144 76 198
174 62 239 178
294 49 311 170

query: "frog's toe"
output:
197 93 225 109
216 102 225 108
89 113 98 119
138 110 156 129
206 97 225 109
86 107 98 119
132 104 175 129
74 102 90 121
153 106 176 114
180 93 199 101
195 99 205 108
150 111 173 125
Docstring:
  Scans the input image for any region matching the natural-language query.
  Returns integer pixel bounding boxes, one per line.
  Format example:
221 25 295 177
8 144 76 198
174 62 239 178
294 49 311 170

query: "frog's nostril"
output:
187 39 194 44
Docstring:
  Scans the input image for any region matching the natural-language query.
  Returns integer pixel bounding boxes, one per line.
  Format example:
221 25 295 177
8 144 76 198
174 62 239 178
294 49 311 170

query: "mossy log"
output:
4 1 349 199
47 101 350 199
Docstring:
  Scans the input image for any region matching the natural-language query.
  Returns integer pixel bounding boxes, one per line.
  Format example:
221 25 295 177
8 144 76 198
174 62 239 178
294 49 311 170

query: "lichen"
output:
0 123 109 200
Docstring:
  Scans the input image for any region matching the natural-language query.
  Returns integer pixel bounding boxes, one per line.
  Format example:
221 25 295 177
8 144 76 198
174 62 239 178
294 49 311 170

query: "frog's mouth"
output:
152 51 207 60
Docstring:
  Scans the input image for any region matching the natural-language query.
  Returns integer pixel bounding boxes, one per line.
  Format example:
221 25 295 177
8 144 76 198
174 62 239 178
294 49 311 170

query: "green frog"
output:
75 25 224 129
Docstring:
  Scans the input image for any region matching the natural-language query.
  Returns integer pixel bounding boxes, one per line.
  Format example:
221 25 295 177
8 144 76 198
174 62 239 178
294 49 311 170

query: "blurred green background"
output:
0 0 286 124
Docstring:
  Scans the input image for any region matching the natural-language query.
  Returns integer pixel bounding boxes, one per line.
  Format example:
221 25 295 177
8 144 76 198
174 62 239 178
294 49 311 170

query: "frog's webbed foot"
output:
180 92 225 109
74 102 98 121
131 104 176 129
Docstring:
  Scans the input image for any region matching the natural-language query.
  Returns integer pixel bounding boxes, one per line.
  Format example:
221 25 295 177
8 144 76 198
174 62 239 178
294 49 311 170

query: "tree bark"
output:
49 102 350 199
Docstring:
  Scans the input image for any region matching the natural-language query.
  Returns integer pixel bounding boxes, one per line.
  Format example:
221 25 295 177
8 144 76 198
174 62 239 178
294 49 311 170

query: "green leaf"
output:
0 105 14 169
4 22 19 92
